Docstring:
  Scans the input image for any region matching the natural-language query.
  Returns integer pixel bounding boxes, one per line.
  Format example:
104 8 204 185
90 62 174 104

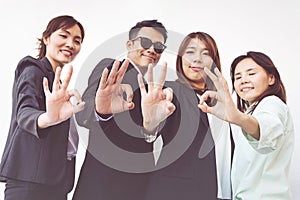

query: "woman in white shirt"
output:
199 51 295 199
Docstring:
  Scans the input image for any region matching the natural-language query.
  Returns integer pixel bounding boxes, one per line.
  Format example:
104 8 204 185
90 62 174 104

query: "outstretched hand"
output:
198 67 240 123
138 62 176 133
95 59 134 115
39 65 85 128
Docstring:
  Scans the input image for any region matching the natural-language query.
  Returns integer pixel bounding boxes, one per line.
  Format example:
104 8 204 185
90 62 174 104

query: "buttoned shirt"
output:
231 95 294 200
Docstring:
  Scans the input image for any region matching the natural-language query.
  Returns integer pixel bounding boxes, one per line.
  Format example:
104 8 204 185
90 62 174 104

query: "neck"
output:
194 88 207 95
126 57 149 76
45 56 64 72
138 66 148 76
190 81 206 91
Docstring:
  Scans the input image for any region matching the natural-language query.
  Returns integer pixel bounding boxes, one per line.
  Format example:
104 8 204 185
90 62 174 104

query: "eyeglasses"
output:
131 36 166 54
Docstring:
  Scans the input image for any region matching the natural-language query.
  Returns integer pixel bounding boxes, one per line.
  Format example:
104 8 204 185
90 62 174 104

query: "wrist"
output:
95 103 112 116
143 121 159 135
141 126 159 143
37 113 52 129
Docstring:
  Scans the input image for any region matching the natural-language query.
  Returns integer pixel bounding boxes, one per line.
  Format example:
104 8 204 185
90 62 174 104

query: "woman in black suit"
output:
0 15 85 200
141 32 233 200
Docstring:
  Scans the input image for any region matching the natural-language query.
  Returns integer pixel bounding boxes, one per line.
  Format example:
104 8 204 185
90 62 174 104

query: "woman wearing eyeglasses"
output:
141 32 233 200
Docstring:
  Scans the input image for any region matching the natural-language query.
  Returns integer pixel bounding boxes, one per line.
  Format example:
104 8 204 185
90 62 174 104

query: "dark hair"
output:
37 15 85 59
176 32 221 93
230 51 287 112
129 20 168 43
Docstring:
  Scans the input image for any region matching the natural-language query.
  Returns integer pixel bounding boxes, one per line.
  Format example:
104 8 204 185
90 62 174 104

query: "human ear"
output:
268 74 275 86
126 40 133 51
43 37 49 46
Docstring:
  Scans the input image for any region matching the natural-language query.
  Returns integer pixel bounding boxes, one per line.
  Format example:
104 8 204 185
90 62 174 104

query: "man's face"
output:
126 27 165 72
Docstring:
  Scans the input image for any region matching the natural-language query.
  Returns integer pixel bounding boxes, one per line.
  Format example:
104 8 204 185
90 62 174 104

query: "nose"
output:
193 54 203 63
66 38 75 49
146 45 156 54
240 75 249 84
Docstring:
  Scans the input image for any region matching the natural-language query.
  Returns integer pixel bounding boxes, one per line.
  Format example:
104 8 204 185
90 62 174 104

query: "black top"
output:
0 56 72 185
73 58 155 200
144 81 218 200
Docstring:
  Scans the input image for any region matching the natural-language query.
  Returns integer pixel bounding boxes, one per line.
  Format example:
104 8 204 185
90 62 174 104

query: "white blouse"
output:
231 95 294 200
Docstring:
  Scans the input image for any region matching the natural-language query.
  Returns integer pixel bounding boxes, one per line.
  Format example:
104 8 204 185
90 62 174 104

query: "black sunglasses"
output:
131 36 166 54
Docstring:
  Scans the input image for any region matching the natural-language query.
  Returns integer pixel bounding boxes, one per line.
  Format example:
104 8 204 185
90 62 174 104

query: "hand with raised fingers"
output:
138 62 176 133
95 59 134 115
198 67 240 123
38 65 85 128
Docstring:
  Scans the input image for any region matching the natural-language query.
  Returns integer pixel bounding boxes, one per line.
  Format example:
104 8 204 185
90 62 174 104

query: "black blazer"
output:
0 56 73 186
144 81 218 200
73 58 154 200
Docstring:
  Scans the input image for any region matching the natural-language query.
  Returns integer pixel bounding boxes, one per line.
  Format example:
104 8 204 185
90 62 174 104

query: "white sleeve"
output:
94 109 113 121
243 96 288 154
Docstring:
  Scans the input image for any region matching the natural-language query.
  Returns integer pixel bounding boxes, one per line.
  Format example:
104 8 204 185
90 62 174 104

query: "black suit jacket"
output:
73 58 155 200
0 56 74 188
144 81 218 200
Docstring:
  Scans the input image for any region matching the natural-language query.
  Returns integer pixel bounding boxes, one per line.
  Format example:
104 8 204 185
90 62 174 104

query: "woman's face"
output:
182 38 213 88
44 24 82 68
233 58 275 105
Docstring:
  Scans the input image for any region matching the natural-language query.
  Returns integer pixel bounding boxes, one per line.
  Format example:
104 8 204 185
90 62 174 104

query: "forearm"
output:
234 112 260 140
18 107 44 137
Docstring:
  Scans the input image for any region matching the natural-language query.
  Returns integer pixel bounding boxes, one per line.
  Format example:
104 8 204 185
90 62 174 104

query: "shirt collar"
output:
126 57 143 76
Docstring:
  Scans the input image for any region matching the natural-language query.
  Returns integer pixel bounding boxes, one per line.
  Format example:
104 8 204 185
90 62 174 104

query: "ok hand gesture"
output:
138 62 176 133
38 65 85 128
95 59 134 115
198 67 240 123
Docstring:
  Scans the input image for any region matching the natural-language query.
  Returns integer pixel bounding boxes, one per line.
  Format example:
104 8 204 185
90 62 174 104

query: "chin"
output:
141 61 155 67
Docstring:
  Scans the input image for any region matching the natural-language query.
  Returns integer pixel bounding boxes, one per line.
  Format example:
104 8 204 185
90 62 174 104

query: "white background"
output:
0 0 299 199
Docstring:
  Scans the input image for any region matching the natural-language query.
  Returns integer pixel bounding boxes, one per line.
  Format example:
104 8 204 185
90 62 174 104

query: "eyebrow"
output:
185 46 208 52
186 46 196 49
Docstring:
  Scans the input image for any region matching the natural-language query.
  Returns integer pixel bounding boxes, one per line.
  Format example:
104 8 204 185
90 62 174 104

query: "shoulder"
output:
98 58 115 68
15 56 46 78
165 81 192 93
254 95 290 125
17 56 40 69
256 95 287 113
165 81 196 98
90 58 116 76
88 58 114 77
165 80 199 107
165 80 180 88
260 95 285 105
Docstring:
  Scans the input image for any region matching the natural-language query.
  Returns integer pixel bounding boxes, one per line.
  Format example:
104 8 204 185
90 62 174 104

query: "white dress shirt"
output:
231 95 294 200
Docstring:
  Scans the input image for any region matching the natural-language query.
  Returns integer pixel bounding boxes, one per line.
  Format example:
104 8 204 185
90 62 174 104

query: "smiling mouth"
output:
143 54 155 62
61 50 73 57
240 87 254 92
189 66 204 72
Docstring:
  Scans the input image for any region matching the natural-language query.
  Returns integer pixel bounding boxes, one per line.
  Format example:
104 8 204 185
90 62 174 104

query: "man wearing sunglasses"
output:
72 20 170 200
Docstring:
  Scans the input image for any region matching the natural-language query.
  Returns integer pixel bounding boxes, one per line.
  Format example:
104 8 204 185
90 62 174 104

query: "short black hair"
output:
129 19 168 43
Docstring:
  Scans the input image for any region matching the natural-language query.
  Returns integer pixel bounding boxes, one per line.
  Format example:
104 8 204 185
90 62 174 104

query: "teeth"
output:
241 87 253 92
